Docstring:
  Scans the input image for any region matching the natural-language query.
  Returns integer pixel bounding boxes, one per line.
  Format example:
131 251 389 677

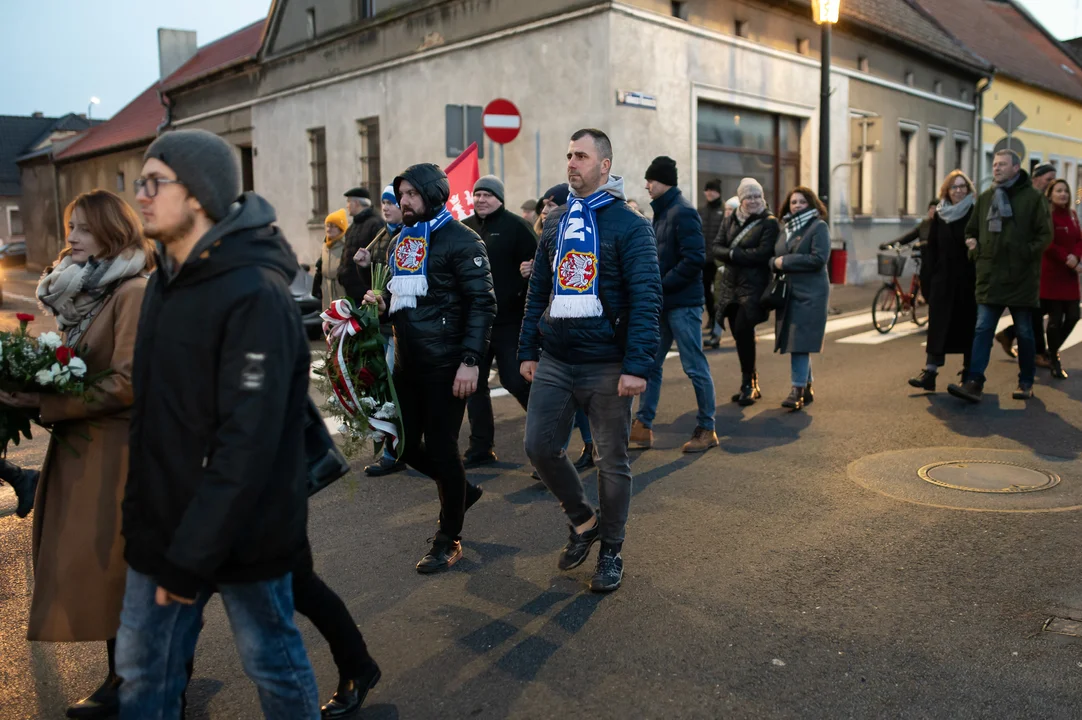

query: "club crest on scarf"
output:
550 191 615 318
387 208 452 314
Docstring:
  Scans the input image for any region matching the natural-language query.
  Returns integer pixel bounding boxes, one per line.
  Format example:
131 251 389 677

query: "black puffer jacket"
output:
464 205 537 327
713 210 780 324
518 176 662 379
387 163 496 373
124 193 309 599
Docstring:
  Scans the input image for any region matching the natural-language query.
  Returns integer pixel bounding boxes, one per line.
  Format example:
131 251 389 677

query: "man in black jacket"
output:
519 129 662 593
462 175 537 467
362 163 496 573
118 129 319 718
631 157 717 454
698 178 725 347
338 187 386 301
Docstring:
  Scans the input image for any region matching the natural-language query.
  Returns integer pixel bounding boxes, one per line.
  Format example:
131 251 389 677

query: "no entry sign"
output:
482 99 521 145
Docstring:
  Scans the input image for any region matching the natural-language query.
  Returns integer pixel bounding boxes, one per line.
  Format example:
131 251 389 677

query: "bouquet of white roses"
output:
0 313 97 454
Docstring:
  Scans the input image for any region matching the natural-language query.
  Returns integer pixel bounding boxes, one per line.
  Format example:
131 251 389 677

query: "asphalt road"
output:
3 274 1082 719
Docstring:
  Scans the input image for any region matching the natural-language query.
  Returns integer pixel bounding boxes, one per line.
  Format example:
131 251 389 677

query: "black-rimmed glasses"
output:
134 176 184 198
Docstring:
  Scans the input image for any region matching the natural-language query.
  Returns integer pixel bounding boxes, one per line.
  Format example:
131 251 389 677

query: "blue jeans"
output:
116 569 320 720
970 304 1035 385
790 353 813 387
636 305 716 431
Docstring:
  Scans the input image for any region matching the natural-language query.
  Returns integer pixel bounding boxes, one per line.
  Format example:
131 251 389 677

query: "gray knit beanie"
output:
473 175 505 204
143 129 241 222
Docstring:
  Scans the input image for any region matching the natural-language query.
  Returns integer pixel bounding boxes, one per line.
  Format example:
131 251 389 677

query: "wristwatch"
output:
462 355 478 368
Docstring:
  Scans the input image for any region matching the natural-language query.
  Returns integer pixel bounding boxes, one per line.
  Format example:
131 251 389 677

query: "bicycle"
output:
872 244 928 333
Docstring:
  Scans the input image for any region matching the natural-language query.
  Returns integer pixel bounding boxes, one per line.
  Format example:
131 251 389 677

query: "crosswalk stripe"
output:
837 323 926 345
759 310 875 343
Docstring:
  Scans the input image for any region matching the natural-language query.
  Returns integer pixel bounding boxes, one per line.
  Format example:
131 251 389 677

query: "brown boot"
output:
994 330 1017 358
629 419 653 449
681 427 719 453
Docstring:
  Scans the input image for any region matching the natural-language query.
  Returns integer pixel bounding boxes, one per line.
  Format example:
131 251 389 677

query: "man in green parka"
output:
948 149 1052 403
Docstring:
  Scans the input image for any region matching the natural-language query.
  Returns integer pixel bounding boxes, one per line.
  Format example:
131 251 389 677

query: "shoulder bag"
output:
305 398 351 496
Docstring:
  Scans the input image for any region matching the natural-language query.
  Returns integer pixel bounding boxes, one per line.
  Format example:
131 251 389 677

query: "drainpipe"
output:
974 75 993 189
156 90 174 135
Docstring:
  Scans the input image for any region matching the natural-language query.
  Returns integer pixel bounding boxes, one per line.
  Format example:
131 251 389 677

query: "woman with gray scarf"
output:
909 171 977 391
0 189 152 718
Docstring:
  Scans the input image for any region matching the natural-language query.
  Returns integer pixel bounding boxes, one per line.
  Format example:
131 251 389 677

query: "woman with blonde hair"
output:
0 188 153 718
908 170 977 391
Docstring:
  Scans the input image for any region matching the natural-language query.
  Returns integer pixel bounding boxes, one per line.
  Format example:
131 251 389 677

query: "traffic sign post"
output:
482 99 521 183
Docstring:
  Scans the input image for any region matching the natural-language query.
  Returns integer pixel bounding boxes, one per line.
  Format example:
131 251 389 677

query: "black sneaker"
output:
364 455 404 477
416 536 462 574
321 663 381 719
947 378 984 403
465 482 483 512
558 522 599 571
573 443 595 471
908 369 937 391
590 545 624 593
1012 384 1034 400
463 450 497 469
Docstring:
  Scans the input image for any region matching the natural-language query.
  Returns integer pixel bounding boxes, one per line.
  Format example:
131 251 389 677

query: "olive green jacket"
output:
965 170 1052 307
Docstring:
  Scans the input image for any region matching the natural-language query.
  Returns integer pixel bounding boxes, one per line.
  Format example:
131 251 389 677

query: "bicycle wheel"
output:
872 284 901 333
911 284 929 327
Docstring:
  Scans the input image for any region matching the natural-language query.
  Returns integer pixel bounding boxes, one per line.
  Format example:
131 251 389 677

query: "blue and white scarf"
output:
551 190 616 318
387 207 452 314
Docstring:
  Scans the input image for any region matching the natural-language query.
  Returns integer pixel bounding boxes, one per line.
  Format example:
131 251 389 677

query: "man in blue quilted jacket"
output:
519 128 662 593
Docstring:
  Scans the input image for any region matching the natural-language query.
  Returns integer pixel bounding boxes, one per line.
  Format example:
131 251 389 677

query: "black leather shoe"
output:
781 386 804 411
463 450 497 469
947 378 984 403
3 466 38 519
802 381 814 405
590 544 624 593
364 455 404 477
558 522 599 571
573 443 595 471
731 372 762 406
416 536 462 574
908 369 937 391
66 673 120 719
321 664 382 718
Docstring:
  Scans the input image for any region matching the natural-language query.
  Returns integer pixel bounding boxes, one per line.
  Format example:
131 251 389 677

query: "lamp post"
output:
88 96 100 121
812 0 839 210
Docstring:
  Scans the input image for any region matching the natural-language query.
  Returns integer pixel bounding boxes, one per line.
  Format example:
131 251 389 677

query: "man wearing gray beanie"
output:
119 129 323 717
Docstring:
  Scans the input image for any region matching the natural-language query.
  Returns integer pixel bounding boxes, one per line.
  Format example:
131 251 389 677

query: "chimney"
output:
158 28 198 81
31 111 44 118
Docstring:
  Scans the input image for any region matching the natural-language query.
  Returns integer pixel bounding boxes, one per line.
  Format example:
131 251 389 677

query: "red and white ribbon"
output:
320 299 361 343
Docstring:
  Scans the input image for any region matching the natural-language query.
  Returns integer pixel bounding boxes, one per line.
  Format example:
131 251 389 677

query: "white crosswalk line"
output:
837 322 926 345
760 310 875 343
1059 323 1082 352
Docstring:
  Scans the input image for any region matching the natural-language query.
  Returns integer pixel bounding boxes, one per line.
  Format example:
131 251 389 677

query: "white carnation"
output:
375 401 396 420
371 431 385 442
360 396 379 411
35 367 55 385
38 332 62 350
67 357 87 378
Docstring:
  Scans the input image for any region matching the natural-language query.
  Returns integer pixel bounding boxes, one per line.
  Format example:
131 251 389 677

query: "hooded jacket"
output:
387 163 497 373
518 175 662 378
124 193 310 599
338 206 386 301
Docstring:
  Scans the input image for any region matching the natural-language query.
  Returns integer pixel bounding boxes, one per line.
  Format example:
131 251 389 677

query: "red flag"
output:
444 142 479 221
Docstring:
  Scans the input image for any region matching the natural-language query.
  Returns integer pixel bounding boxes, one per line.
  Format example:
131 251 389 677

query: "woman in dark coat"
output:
773 187 831 411
713 177 780 405
909 170 977 391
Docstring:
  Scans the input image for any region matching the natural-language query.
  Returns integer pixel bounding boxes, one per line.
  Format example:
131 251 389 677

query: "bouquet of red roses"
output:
0 313 101 454
314 264 403 460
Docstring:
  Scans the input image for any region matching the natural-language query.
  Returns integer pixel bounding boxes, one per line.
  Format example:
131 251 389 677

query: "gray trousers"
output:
524 356 633 547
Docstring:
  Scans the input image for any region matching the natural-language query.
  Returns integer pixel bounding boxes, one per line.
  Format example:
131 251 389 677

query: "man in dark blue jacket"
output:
630 156 717 453
519 128 662 593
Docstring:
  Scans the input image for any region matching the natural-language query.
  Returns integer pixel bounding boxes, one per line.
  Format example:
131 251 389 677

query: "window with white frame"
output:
357 117 381 200
953 132 971 177
928 128 946 202
308 127 328 219
898 124 918 215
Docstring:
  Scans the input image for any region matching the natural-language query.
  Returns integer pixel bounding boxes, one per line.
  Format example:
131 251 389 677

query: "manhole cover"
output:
918 461 1060 494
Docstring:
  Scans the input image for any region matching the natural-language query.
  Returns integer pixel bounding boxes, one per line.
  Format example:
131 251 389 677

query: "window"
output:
858 56 869 73
898 127 917 215
357 117 381 199
116 171 125 192
934 80 943 95
358 0 374 18
306 8 316 40
308 128 328 219
953 135 971 176
796 37 810 55
735 20 749 38
8 208 23 236
240 146 254 192
928 131 944 200
904 71 915 87
671 1 687 20
696 101 801 212
961 89 970 103
850 115 877 216
1030 156 1042 174
445 104 484 158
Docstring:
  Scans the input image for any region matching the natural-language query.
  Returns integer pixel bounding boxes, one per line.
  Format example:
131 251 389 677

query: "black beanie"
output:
144 129 241 222
646 156 678 187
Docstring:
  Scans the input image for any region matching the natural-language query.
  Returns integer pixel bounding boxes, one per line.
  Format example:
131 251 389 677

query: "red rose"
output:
16 313 34 323
357 368 377 388
55 346 76 366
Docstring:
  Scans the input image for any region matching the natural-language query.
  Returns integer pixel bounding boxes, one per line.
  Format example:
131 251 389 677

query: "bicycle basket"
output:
877 252 907 277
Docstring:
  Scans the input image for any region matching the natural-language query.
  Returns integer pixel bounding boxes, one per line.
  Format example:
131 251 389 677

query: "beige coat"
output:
27 276 146 642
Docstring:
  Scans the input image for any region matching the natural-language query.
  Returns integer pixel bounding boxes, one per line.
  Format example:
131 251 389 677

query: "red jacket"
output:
1040 207 1082 301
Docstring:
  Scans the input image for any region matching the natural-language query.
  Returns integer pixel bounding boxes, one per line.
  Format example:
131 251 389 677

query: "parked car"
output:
0 241 26 268
292 264 323 340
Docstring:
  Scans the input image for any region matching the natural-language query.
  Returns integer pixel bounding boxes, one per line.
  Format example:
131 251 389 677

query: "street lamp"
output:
88 96 100 121
812 0 840 209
